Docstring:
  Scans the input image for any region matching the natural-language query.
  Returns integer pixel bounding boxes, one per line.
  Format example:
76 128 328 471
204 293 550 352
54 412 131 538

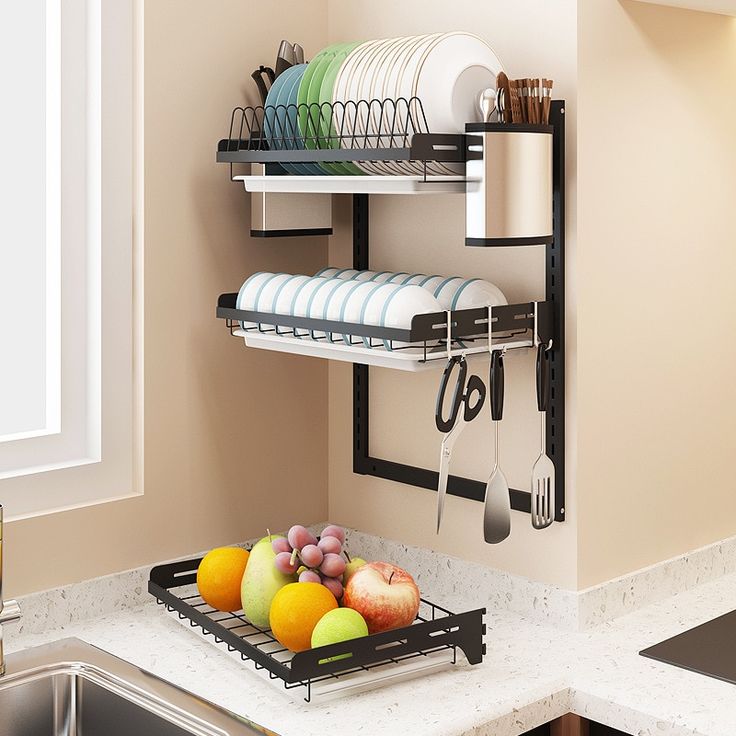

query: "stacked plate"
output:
264 32 504 176
236 269 507 351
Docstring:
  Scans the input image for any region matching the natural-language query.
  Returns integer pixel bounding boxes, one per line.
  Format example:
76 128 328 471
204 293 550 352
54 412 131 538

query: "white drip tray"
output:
236 330 531 370
235 174 466 195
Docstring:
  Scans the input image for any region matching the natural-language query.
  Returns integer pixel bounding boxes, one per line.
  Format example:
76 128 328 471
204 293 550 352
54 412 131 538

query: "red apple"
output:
342 562 420 634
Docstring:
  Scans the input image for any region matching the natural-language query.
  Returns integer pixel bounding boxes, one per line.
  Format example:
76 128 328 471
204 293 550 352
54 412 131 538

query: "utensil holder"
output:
465 123 553 246
249 164 332 238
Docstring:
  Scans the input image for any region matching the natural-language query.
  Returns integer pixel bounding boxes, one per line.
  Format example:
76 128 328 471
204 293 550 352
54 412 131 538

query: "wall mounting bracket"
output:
352 100 565 523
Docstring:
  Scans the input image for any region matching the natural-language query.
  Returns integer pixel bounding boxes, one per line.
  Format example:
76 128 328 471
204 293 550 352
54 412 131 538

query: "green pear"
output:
343 556 367 587
241 536 296 628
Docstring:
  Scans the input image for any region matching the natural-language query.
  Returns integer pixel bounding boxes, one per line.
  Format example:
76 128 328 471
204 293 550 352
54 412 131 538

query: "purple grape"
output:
317 536 342 556
321 576 343 599
300 544 324 568
320 553 346 578
287 525 318 551
271 537 292 555
274 551 299 575
321 525 345 545
299 570 321 584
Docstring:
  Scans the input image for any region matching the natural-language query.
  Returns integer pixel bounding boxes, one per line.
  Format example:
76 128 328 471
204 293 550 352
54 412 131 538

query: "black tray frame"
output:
148 558 486 702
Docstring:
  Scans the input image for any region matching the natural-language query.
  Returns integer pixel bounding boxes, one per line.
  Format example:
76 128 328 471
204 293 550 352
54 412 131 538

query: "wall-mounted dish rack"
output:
149 558 485 702
216 97 565 524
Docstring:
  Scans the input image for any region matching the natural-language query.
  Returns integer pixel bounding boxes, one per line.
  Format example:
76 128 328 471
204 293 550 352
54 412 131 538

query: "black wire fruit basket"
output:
149 557 486 702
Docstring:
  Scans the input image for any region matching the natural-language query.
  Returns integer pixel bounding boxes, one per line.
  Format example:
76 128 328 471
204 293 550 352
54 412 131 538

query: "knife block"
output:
249 164 333 238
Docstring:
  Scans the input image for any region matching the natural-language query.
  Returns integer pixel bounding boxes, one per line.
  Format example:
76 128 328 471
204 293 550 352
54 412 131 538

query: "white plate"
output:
353 38 399 175
336 39 385 174
412 32 503 134
363 35 411 174
391 33 448 175
332 40 373 150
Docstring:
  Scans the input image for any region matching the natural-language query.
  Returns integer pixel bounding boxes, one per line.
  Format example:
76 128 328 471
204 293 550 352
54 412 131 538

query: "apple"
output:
343 555 367 586
343 561 420 634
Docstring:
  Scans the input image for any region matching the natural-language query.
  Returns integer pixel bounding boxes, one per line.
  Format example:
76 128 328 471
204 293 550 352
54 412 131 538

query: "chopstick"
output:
503 77 553 125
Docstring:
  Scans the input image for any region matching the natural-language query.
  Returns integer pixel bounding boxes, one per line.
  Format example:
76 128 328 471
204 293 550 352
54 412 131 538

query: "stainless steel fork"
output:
531 345 555 529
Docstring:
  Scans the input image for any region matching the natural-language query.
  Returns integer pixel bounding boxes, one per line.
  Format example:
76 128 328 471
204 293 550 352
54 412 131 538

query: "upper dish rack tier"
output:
217 97 467 168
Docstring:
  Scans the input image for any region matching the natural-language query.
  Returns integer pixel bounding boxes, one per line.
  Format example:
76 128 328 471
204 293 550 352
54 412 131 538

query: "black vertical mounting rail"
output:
353 101 565 522
548 100 565 521
353 194 370 476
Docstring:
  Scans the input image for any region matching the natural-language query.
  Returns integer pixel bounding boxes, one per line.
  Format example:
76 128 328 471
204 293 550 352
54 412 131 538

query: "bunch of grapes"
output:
273 524 347 599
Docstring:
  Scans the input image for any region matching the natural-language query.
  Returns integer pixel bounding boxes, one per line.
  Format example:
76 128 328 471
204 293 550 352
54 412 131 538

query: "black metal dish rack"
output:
217 97 466 174
149 558 486 702
216 293 554 357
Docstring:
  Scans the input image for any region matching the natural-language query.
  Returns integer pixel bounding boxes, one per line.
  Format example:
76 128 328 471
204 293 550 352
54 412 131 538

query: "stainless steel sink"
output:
0 639 279 736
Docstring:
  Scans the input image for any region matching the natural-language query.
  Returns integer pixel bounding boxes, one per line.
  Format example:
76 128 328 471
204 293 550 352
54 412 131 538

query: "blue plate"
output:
279 65 325 176
264 66 304 175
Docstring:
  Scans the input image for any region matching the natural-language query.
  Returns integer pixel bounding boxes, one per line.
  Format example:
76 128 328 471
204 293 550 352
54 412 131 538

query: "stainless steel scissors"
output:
435 355 486 533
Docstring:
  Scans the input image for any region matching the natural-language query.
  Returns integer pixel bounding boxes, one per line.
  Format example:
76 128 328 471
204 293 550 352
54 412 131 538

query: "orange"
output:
196 547 250 612
269 582 338 652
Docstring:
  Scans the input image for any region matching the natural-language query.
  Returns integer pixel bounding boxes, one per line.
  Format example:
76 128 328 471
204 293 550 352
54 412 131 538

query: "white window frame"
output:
0 0 143 520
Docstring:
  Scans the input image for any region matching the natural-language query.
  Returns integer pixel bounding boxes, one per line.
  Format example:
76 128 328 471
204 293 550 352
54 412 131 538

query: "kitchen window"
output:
0 0 141 518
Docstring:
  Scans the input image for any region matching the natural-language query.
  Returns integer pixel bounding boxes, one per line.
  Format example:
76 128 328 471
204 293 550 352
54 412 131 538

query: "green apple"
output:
311 607 369 662
343 556 367 586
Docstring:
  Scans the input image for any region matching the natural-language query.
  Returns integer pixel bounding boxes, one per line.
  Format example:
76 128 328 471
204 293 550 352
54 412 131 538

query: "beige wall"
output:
576 1 736 587
4 0 329 597
325 0 580 589
10 0 736 598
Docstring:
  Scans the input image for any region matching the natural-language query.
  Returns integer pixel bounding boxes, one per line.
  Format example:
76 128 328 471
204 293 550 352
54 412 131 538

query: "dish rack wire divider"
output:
215 98 566 524
217 96 466 174
148 557 486 702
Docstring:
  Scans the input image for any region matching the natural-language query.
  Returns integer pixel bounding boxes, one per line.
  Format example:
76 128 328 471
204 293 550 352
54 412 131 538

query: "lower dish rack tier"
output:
216 293 554 371
148 558 486 702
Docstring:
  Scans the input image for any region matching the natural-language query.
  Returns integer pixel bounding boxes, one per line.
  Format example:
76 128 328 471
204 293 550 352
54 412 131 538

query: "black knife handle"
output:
251 68 270 105
536 344 550 413
490 350 505 422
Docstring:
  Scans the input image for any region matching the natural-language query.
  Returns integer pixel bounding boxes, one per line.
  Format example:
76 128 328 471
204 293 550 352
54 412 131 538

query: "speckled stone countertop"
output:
7 558 736 735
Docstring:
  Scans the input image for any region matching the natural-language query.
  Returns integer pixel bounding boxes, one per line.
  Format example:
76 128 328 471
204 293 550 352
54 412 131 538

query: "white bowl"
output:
236 271 280 329
291 277 332 338
305 278 346 340
322 280 363 342
431 276 465 309
358 282 402 333
450 278 507 310
314 267 340 278
252 273 294 330
271 275 312 334
380 284 443 351
339 281 380 345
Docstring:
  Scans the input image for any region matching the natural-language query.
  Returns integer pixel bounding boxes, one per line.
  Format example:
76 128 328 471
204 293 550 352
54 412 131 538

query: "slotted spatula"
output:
531 344 555 529
483 350 511 544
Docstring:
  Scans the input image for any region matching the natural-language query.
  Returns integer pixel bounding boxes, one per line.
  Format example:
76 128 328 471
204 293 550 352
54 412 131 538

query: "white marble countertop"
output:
8 566 736 736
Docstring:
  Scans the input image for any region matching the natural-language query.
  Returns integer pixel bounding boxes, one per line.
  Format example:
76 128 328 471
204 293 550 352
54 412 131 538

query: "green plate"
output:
298 44 348 174
319 41 363 176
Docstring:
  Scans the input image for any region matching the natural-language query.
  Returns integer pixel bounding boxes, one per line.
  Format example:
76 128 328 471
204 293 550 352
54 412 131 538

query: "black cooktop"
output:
640 609 736 685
